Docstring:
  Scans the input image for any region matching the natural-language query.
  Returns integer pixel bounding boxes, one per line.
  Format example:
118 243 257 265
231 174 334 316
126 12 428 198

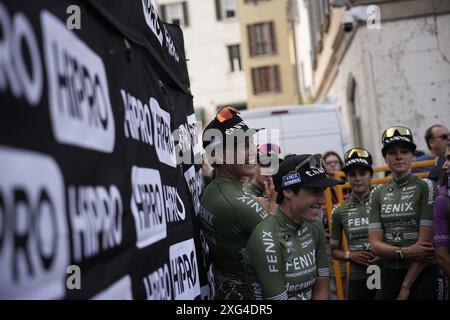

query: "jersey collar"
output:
393 173 414 188
275 208 303 232
350 191 371 205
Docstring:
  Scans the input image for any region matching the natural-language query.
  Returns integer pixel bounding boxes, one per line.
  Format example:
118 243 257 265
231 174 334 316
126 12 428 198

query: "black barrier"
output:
0 0 213 300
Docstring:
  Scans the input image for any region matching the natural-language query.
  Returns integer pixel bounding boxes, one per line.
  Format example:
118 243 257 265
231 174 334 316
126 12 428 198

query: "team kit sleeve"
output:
368 187 382 230
246 225 288 300
419 179 437 227
236 199 269 234
330 206 342 247
314 221 330 277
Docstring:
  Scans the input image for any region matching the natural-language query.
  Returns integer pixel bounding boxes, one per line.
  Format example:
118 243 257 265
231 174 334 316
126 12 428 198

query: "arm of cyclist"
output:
398 181 437 299
368 187 434 260
397 226 433 299
312 277 328 300
314 221 329 300
330 206 375 265
246 225 287 300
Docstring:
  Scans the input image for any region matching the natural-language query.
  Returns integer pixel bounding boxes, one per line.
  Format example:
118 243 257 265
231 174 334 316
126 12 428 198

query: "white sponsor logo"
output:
348 217 369 227
131 166 167 248
121 89 154 147
41 11 115 153
187 114 201 156
0 3 43 106
150 98 176 167
381 202 413 214
68 185 123 262
184 166 203 215
163 185 185 223
143 263 172 300
0 146 68 299
384 136 411 144
423 179 434 205
346 158 369 166
141 0 163 45
262 231 278 272
169 238 200 300
283 172 301 187
305 168 325 177
286 249 316 271
91 275 133 300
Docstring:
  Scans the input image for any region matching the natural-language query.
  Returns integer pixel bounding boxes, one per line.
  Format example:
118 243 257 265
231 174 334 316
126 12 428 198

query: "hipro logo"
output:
41 11 115 153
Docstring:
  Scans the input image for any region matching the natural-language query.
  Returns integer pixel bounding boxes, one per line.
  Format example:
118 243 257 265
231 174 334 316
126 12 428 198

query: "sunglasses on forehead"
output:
216 106 240 123
344 148 370 161
382 126 412 142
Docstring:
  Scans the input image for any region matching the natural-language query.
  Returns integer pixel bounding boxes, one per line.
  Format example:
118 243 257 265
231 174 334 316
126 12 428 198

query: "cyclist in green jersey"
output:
331 147 380 300
200 106 269 300
369 126 446 300
245 154 342 300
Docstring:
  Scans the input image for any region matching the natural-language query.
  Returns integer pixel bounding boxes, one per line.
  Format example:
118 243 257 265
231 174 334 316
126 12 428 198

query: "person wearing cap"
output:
244 154 342 300
330 148 381 300
199 106 269 300
244 143 281 199
368 126 447 300
244 143 282 214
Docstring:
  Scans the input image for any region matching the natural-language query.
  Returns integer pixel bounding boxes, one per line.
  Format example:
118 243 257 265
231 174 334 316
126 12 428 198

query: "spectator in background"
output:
413 124 450 175
433 141 450 284
322 150 346 229
324 151 345 181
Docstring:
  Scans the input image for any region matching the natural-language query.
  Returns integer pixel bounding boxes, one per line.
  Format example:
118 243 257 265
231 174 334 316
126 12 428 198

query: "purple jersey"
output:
433 186 450 248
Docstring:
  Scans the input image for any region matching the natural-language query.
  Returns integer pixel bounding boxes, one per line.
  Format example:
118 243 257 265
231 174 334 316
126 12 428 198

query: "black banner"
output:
0 0 212 299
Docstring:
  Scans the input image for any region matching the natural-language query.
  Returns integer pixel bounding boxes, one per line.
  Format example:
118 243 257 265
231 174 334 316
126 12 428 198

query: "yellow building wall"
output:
239 0 298 109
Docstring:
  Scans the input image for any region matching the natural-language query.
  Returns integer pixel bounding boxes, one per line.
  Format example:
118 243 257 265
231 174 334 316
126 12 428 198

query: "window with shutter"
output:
163 2 189 27
227 44 242 72
247 22 276 56
251 65 281 94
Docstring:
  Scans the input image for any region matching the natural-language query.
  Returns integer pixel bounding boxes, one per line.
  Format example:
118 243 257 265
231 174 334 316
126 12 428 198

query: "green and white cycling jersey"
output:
330 193 371 280
243 182 265 198
199 176 269 300
368 174 437 269
245 209 329 300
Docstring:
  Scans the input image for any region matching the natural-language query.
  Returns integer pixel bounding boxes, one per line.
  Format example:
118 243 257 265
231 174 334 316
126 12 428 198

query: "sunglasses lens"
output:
382 126 412 141
310 154 324 169
345 148 369 160
216 106 240 123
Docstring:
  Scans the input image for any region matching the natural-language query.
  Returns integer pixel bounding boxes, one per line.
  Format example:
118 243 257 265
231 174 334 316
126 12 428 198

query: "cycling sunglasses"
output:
344 148 370 161
216 106 240 123
381 126 412 142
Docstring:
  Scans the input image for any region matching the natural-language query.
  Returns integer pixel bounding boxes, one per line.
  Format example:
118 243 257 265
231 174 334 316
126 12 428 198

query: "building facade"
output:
297 0 450 165
156 0 248 123
238 0 301 109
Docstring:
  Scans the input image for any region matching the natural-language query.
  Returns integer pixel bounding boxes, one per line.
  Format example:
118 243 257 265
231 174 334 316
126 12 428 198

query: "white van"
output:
240 104 350 157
